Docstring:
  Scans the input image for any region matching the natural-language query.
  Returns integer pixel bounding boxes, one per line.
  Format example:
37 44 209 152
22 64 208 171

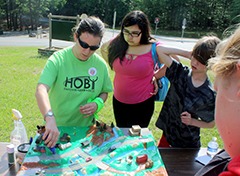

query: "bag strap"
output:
151 43 164 68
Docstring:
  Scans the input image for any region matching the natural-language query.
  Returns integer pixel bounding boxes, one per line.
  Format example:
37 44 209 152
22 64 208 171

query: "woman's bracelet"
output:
92 97 104 113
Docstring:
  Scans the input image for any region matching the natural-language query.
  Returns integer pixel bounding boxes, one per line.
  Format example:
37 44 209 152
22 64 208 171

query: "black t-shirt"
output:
155 60 216 148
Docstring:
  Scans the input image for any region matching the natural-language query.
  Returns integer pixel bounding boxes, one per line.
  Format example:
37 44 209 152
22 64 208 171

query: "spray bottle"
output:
10 109 28 152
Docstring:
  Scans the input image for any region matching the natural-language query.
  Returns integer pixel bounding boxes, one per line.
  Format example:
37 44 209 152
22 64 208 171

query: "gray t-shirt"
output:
155 60 216 148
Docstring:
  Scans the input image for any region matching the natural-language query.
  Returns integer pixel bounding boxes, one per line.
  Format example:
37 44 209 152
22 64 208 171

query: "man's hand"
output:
181 111 192 125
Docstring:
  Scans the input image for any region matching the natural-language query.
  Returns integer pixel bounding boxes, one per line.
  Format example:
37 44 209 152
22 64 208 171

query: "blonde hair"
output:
208 25 240 77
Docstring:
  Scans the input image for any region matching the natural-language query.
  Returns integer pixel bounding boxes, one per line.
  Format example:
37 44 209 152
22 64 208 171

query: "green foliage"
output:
0 47 223 149
3 0 240 32
2 0 67 30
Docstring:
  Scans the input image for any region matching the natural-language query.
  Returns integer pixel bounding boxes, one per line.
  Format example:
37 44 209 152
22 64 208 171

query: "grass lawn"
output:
0 46 223 149
155 28 224 39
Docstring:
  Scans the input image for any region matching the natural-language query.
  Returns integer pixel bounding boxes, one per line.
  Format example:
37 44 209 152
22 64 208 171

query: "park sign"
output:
182 18 187 29
154 17 159 35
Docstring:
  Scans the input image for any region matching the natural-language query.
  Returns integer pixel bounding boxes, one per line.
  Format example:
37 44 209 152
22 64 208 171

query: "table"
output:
0 142 20 176
159 148 207 176
1 142 206 176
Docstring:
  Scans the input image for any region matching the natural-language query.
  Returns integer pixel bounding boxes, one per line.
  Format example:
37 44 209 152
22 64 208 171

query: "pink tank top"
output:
113 42 162 104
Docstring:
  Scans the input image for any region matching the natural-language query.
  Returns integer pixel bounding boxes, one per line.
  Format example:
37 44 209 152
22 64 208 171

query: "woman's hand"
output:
151 76 158 95
43 117 60 148
79 102 98 118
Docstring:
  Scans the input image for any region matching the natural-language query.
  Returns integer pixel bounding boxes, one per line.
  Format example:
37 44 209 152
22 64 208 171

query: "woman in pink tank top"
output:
101 10 165 127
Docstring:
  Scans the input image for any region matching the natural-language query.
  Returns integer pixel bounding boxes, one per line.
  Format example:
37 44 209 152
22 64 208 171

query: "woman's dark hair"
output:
108 10 155 69
75 16 105 38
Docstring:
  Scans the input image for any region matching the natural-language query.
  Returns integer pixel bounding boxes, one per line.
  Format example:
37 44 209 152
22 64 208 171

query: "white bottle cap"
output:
212 137 217 141
7 144 15 153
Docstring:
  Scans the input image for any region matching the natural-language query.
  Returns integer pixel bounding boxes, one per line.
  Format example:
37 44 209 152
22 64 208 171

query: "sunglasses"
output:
77 36 100 51
122 28 142 37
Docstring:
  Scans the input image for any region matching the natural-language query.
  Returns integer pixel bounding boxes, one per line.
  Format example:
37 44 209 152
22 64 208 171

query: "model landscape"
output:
17 121 168 176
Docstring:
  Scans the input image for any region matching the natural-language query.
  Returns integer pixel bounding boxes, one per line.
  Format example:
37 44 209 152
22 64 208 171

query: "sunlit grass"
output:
0 47 47 141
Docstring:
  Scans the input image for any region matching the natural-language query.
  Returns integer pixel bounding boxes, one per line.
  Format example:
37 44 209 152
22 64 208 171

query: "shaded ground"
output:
0 28 49 38
0 19 49 38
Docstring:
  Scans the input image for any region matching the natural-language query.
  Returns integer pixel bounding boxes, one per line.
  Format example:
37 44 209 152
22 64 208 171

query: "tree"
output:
28 0 33 30
2 0 240 32
229 0 240 25
0 0 10 29
2 0 66 31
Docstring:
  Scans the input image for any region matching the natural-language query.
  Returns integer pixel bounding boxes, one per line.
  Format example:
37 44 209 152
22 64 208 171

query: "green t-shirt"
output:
38 46 113 127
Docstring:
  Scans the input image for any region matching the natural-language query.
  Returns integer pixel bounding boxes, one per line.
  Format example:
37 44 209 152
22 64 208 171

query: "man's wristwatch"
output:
44 111 54 121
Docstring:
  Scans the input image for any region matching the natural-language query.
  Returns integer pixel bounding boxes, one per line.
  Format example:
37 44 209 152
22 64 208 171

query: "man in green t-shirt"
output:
35 16 113 148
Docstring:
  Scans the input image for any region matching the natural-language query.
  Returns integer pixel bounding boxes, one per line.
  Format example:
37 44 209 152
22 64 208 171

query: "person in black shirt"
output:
155 36 221 148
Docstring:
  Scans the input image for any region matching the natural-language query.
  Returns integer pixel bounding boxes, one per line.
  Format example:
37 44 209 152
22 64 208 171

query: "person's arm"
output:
153 55 180 80
170 54 181 62
35 83 60 148
79 92 108 117
100 40 110 62
153 49 181 80
181 111 215 128
156 45 192 68
154 64 167 80
98 92 108 102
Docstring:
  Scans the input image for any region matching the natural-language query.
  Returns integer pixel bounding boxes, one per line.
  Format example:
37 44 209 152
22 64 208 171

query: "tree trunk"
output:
11 0 17 31
28 0 34 31
36 0 40 28
20 14 23 31
14 12 18 31
103 0 109 24
5 0 10 29
10 13 14 30
9 0 13 30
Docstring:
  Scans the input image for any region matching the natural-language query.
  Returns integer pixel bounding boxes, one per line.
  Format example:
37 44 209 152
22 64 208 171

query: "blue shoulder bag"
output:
151 43 170 102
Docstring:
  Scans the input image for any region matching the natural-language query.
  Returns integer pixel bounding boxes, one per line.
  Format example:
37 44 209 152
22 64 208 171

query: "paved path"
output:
0 29 197 51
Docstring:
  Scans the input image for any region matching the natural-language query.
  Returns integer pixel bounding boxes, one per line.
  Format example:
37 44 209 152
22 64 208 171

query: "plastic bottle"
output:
10 109 28 152
207 137 218 157
7 144 15 164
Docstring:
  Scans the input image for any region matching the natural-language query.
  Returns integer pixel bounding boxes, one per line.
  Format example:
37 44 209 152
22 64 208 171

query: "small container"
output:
7 144 15 164
17 143 30 165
